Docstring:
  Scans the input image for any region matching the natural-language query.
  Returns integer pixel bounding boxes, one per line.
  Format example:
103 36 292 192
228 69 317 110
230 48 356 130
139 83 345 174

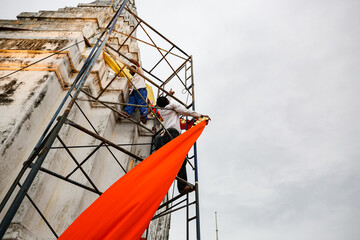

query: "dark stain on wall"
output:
0 38 69 51
0 79 22 105
34 88 47 108
25 74 50 102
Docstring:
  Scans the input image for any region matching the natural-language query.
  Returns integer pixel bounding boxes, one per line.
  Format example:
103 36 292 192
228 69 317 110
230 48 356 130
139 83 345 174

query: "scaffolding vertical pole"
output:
186 193 190 240
189 55 201 240
0 111 68 237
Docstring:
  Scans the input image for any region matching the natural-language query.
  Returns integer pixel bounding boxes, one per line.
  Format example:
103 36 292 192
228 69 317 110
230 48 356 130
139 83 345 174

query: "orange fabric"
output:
58 120 207 240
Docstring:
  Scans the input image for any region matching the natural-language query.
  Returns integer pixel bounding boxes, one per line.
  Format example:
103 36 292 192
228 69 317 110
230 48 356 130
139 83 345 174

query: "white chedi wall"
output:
0 1 170 239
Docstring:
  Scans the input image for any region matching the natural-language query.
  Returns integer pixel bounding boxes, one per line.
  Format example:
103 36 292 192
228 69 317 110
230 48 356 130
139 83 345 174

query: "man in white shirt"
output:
155 89 210 194
123 59 148 124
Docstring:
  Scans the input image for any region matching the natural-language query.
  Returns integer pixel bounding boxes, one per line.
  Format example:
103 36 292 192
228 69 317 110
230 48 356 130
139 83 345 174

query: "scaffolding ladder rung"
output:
188 216 197 222
187 85 193 91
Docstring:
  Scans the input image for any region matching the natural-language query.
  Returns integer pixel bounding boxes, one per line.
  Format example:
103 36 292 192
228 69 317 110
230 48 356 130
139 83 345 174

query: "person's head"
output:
157 96 169 107
129 65 137 76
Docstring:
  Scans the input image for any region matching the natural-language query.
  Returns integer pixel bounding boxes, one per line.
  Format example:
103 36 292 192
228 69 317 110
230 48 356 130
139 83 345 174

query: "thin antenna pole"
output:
215 212 219 240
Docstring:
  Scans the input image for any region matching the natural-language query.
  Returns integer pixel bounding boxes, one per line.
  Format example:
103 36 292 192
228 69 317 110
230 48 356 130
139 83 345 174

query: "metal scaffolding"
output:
0 1 202 239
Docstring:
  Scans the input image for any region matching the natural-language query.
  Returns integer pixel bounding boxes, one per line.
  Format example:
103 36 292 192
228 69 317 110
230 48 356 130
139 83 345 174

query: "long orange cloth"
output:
58 120 207 240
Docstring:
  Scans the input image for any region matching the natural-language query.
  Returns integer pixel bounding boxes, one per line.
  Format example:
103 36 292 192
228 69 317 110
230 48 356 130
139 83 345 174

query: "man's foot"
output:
179 185 193 195
120 111 131 118
140 115 147 124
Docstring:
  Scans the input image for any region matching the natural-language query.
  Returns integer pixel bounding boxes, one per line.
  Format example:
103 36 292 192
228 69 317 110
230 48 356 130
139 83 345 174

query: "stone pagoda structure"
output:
0 0 169 239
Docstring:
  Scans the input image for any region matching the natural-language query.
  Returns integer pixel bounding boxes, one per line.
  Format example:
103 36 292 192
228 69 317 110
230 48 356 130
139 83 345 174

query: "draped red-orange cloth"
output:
58 120 207 240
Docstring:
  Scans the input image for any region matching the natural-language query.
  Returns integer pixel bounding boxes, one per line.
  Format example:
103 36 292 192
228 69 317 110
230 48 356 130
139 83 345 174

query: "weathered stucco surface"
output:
0 0 169 239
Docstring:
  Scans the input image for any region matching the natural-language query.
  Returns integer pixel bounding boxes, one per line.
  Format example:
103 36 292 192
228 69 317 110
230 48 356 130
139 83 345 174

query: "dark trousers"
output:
124 88 148 116
155 128 188 193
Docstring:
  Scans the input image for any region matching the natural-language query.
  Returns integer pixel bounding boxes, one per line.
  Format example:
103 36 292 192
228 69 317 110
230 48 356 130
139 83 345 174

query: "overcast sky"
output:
1 0 360 240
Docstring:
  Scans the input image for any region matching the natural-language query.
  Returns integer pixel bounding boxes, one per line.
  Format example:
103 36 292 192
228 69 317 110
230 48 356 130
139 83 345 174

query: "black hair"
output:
129 65 137 76
157 96 169 107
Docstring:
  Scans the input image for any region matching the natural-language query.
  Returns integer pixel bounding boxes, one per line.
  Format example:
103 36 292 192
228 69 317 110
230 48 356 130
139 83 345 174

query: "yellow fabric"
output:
103 52 132 79
146 84 155 104
103 52 154 103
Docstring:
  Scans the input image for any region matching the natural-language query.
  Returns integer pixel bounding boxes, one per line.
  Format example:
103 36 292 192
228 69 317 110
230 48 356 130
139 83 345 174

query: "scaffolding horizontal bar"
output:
63 118 144 161
152 201 196 220
50 142 152 149
29 164 102 195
